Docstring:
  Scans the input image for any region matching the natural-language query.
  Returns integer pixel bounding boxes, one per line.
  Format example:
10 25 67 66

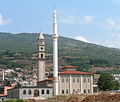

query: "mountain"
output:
0 32 120 73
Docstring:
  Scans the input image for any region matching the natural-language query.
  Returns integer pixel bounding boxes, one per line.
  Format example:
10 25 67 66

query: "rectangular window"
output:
73 78 75 83
88 78 90 83
77 78 79 82
83 79 86 83
66 78 68 82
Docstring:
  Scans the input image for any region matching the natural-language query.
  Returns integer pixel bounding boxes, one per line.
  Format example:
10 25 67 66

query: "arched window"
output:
66 90 68 94
62 90 64 94
41 89 44 94
46 90 49 94
28 90 31 95
84 89 86 93
34 89 39 97
41 54 43 58
23 90 26 95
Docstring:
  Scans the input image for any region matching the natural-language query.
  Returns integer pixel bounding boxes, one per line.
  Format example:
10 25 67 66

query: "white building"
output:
112 74 120 83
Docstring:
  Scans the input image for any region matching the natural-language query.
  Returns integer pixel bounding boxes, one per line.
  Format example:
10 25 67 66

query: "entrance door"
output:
34 89 39 97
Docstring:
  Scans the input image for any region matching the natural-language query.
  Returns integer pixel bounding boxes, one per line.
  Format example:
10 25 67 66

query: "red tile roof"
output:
37 77 55 83
59 71 91 74
37 71 91 83
0 94 7 97
0 86 14 96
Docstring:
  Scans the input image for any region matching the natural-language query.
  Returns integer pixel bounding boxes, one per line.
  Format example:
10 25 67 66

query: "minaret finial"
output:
52 8 58 38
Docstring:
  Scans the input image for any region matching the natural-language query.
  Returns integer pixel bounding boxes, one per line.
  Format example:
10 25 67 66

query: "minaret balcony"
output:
52 34 58 38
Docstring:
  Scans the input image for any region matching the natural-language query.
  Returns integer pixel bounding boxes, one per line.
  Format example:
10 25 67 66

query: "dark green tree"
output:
110 80 120 90
15 83 22 88
97 73 120 91
22 76 26 81
4 80 11 86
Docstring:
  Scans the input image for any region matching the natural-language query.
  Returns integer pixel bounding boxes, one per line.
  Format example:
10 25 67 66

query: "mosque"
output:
7 9 93 99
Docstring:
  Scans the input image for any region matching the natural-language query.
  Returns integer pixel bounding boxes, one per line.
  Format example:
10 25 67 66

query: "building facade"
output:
112 74 120 83
37 66 93 95
7 87 53 99
7 9 93 99
58 71 93 94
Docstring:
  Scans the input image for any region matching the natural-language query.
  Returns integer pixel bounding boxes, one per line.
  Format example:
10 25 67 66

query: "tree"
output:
4 80 11 86
111 80 120 90
15 83 22 88
97 73 120 91
22 76 26 81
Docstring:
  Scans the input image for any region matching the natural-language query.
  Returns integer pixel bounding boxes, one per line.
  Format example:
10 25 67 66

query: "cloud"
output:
82 15 95 24
59 15 95 24
105 33 120 48
106 18 117 30
75 36 90 43
0 14 11 25
97 17 120 48
99 17 120 31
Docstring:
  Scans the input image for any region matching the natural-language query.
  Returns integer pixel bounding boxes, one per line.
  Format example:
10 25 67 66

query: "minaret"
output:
37 32 45 82
52 9 59 95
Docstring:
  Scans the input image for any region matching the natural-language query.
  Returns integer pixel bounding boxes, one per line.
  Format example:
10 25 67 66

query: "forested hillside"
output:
0 32 120 73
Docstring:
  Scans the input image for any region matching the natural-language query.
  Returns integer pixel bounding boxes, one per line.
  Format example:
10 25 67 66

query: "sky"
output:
0 0 120 48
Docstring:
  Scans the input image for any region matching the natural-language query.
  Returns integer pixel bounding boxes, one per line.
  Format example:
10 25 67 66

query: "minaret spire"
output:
52 9 59 95
52 9 58 38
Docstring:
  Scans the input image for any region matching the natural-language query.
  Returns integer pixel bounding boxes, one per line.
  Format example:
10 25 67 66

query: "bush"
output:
3 99 24 102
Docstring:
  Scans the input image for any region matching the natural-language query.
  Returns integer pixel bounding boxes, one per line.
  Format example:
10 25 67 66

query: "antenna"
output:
39 28 42 33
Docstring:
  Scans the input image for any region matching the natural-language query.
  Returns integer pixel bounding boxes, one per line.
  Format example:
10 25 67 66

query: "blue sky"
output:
0 0 120 48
